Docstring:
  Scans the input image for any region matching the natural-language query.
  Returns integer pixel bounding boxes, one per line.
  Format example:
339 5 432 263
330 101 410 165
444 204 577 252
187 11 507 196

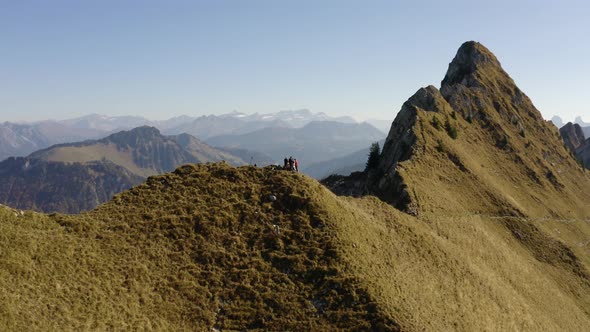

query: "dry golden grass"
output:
1 162 589 331
38 143 156 177
0 164 400 331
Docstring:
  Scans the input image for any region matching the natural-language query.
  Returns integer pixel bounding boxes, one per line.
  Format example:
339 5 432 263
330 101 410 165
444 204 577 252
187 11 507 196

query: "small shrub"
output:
451 111 457 120
445 118 458 139
435 139 445 153
431 116 441 130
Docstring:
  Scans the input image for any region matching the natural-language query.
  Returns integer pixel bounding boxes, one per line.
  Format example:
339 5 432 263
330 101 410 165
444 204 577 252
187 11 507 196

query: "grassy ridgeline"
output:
0 163 398 331
1 163 590 331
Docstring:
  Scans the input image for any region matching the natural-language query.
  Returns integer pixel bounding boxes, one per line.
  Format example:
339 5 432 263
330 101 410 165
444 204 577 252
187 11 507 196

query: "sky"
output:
0 0 589 123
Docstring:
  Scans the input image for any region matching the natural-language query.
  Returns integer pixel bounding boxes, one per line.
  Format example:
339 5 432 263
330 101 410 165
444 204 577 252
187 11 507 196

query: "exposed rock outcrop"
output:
560 122 586 151
559 122 590 169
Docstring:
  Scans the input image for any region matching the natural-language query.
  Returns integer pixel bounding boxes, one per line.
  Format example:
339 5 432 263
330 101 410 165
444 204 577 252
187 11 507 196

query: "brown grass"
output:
1 163 589 331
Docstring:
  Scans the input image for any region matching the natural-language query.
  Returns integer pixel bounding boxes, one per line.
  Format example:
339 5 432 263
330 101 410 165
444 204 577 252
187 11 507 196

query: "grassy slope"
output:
39 143 154 177
398 106 590 219
335 197 590 331
1 163 589 331
0 164 398 331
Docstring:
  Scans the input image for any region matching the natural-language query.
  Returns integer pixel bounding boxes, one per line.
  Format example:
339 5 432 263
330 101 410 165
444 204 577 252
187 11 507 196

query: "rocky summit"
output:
325 41 590 219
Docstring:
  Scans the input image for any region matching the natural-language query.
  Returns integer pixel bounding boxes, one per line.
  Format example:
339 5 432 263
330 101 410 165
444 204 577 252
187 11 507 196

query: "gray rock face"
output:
559 122 590 169
559 122 586 151
441 41 503 89
577 140 590 169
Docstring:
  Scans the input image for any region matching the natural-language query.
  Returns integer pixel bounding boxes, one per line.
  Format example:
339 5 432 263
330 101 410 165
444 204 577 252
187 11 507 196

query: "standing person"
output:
284 157 288 169
294 159 299 172
288 156 294 171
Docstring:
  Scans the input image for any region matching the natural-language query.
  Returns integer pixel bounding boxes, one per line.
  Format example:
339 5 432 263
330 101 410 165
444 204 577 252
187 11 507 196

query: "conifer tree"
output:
365 142 381 171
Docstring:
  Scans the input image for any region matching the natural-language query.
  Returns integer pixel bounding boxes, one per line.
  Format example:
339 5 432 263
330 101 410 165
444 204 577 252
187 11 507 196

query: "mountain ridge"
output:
2 41 590 330
324 41 590 219
0 127 248 213
2 162 590 330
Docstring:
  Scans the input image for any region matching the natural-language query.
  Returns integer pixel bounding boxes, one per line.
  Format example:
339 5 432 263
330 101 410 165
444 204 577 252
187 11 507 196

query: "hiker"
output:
288 156 294 171
294 159 299 172
284 157 288 169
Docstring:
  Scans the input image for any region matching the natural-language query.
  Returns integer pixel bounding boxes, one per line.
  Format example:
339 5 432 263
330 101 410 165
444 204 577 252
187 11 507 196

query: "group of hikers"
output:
283 156 299 172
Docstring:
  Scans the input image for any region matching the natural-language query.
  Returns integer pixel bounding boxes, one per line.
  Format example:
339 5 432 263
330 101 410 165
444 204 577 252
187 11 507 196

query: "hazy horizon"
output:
1 1 589 123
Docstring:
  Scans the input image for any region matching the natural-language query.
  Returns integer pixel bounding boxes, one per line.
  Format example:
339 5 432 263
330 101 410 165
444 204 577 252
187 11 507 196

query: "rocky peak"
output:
379 86 449 171
404 85 452 114
324 41 590 218
560 122 586 152
441 41 504 89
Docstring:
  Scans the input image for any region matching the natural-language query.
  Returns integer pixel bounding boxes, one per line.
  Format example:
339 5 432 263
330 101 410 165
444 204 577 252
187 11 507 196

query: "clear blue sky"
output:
1 0 589 123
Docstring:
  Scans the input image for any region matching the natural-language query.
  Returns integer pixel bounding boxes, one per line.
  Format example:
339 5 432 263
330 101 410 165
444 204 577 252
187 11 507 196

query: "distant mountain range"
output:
0 121 105 161
0 110 375 161
304 139 386 179
205 121 386 167
0 127 256 213
0 113 386 212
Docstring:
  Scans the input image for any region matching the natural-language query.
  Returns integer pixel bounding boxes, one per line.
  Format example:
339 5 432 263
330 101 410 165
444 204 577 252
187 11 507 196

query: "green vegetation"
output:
365 142 381 171
444 118 458 139
435 139 445 153
431 115 441 130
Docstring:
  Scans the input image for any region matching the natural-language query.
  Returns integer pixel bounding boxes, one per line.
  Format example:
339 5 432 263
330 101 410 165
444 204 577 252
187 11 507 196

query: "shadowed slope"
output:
0 158 143 214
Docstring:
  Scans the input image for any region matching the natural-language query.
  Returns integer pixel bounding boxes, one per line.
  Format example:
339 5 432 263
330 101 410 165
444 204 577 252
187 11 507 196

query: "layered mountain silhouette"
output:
166 109 358 139
305 139 386 179
0 127 250 213
206 121 386 167
0 121 105 161
0 110 362 161
2 42 590 331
